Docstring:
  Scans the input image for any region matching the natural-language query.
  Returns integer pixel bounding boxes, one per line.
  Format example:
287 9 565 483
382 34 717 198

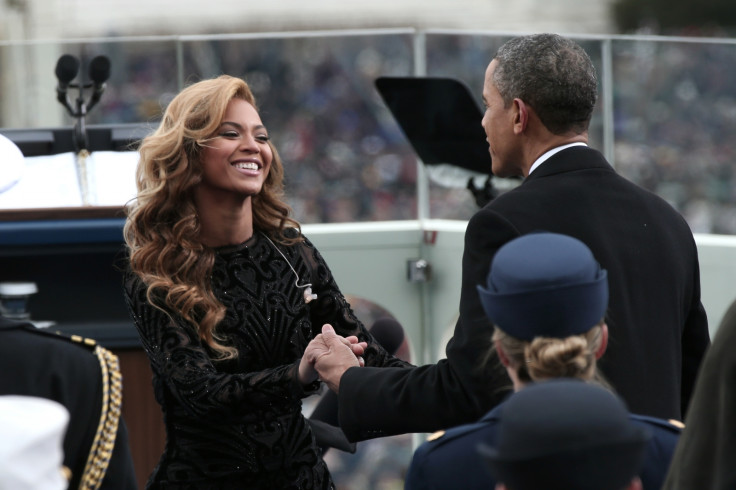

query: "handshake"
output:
298 324 367 393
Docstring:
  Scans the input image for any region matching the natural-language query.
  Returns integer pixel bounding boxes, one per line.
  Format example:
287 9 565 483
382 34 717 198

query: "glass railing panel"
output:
2 31 736 235
0 37 181 129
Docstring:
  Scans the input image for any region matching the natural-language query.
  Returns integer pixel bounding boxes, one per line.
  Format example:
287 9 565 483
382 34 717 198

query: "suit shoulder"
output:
480 181 529 211
616 174 692 222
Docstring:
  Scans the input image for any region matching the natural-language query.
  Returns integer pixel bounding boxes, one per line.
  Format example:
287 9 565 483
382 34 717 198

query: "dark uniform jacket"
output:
337 146 710 441
0 315 137 489
404 394 683 490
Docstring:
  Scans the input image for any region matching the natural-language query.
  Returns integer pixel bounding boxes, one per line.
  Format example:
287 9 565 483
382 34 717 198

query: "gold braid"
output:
78 340 123 489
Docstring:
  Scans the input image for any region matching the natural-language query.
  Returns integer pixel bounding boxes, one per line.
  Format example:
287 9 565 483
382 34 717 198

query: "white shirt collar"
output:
528 142 588 176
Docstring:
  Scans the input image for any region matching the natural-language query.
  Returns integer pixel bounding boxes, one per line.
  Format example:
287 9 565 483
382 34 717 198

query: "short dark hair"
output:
493 33 598 135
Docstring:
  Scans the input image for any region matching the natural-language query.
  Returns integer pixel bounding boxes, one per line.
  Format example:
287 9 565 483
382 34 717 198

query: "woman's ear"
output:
626 477 643 490
495 339 511 367
594 323 609 360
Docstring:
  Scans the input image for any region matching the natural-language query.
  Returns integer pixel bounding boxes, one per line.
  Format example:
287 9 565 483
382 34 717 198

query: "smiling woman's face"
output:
198 98 273 200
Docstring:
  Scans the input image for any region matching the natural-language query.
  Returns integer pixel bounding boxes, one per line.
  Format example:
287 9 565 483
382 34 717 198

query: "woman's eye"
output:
221 131 239 138
255 134 270 142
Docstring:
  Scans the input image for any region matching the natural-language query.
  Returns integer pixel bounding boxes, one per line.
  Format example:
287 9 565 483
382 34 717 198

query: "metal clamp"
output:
407 259 431 283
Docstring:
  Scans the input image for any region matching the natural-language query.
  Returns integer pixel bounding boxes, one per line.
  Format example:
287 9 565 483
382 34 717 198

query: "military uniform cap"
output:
479 379 650 490
477 232 608 340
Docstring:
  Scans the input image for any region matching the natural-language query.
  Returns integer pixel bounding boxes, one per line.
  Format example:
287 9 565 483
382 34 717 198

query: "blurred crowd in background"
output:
40 31 731 233
3 32 735 233
611 40 736 234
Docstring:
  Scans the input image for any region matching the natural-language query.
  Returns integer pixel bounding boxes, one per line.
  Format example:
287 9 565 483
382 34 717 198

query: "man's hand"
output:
299 324 365 392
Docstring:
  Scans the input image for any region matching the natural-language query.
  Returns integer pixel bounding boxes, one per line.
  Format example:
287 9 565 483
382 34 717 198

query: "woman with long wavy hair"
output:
123 75 410 489
405 233 682 490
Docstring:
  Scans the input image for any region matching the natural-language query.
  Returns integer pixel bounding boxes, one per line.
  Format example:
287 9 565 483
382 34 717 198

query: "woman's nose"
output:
239 134 259 152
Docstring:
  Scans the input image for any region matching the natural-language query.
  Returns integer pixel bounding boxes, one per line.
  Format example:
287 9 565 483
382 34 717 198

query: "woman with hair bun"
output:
406 232 681 490
122 75 410 489
491 318 609 388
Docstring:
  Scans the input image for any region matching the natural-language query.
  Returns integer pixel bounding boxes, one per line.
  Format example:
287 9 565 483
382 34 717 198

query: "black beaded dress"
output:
123 230 410 489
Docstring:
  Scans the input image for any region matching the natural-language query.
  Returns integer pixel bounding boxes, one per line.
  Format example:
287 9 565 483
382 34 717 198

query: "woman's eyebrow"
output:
220 121 267 131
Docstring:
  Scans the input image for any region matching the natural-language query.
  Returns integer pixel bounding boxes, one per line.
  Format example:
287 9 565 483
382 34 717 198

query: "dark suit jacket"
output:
0 316 137 489
404 394 683 490
337 146 709 440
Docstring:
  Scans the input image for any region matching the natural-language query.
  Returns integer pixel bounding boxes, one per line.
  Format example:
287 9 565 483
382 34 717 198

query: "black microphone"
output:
87 55 111 111
55 54 79 86
54 54 79 105
368 317 405 356
89 55 110 85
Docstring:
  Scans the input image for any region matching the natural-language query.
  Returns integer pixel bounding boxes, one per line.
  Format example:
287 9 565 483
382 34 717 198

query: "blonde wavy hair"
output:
492 322 610 388
124 75 300 360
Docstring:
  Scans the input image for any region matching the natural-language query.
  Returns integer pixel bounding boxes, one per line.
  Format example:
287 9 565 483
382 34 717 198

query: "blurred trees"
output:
612 0 736 34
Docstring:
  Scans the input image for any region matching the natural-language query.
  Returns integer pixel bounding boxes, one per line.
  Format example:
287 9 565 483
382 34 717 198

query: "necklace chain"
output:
260 232 317 303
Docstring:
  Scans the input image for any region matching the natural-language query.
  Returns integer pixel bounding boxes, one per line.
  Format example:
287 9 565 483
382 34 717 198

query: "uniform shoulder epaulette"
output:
67 332 99 349
424 419 492 446
629 413 685 433
24 326 100 352
81 342 123 490
47 329 123 490
426 430 446 442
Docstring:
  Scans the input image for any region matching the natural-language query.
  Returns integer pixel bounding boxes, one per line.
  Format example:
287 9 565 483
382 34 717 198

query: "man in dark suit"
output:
0 314 137 489
313 33 710 441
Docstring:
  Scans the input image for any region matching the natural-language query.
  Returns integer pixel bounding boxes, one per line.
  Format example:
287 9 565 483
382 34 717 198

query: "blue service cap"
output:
478 379 651 490
477 232 608 340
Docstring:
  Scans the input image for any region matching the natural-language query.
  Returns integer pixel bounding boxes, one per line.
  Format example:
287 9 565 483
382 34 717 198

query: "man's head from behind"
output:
479 379 650 490
481 33 598 177
492 33 598 136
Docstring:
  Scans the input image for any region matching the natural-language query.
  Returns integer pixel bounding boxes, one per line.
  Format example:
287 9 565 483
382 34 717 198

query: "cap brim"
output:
478 432 650 490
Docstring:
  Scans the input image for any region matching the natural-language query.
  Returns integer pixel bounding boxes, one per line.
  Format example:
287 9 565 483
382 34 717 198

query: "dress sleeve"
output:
298 235 412 370
123 270 318 420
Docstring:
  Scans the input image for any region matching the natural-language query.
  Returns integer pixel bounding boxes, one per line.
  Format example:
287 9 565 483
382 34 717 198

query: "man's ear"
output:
594 323 609 360
513 98 528 134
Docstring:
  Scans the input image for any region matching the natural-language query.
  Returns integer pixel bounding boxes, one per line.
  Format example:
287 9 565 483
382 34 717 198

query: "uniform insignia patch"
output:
426 430 445 441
